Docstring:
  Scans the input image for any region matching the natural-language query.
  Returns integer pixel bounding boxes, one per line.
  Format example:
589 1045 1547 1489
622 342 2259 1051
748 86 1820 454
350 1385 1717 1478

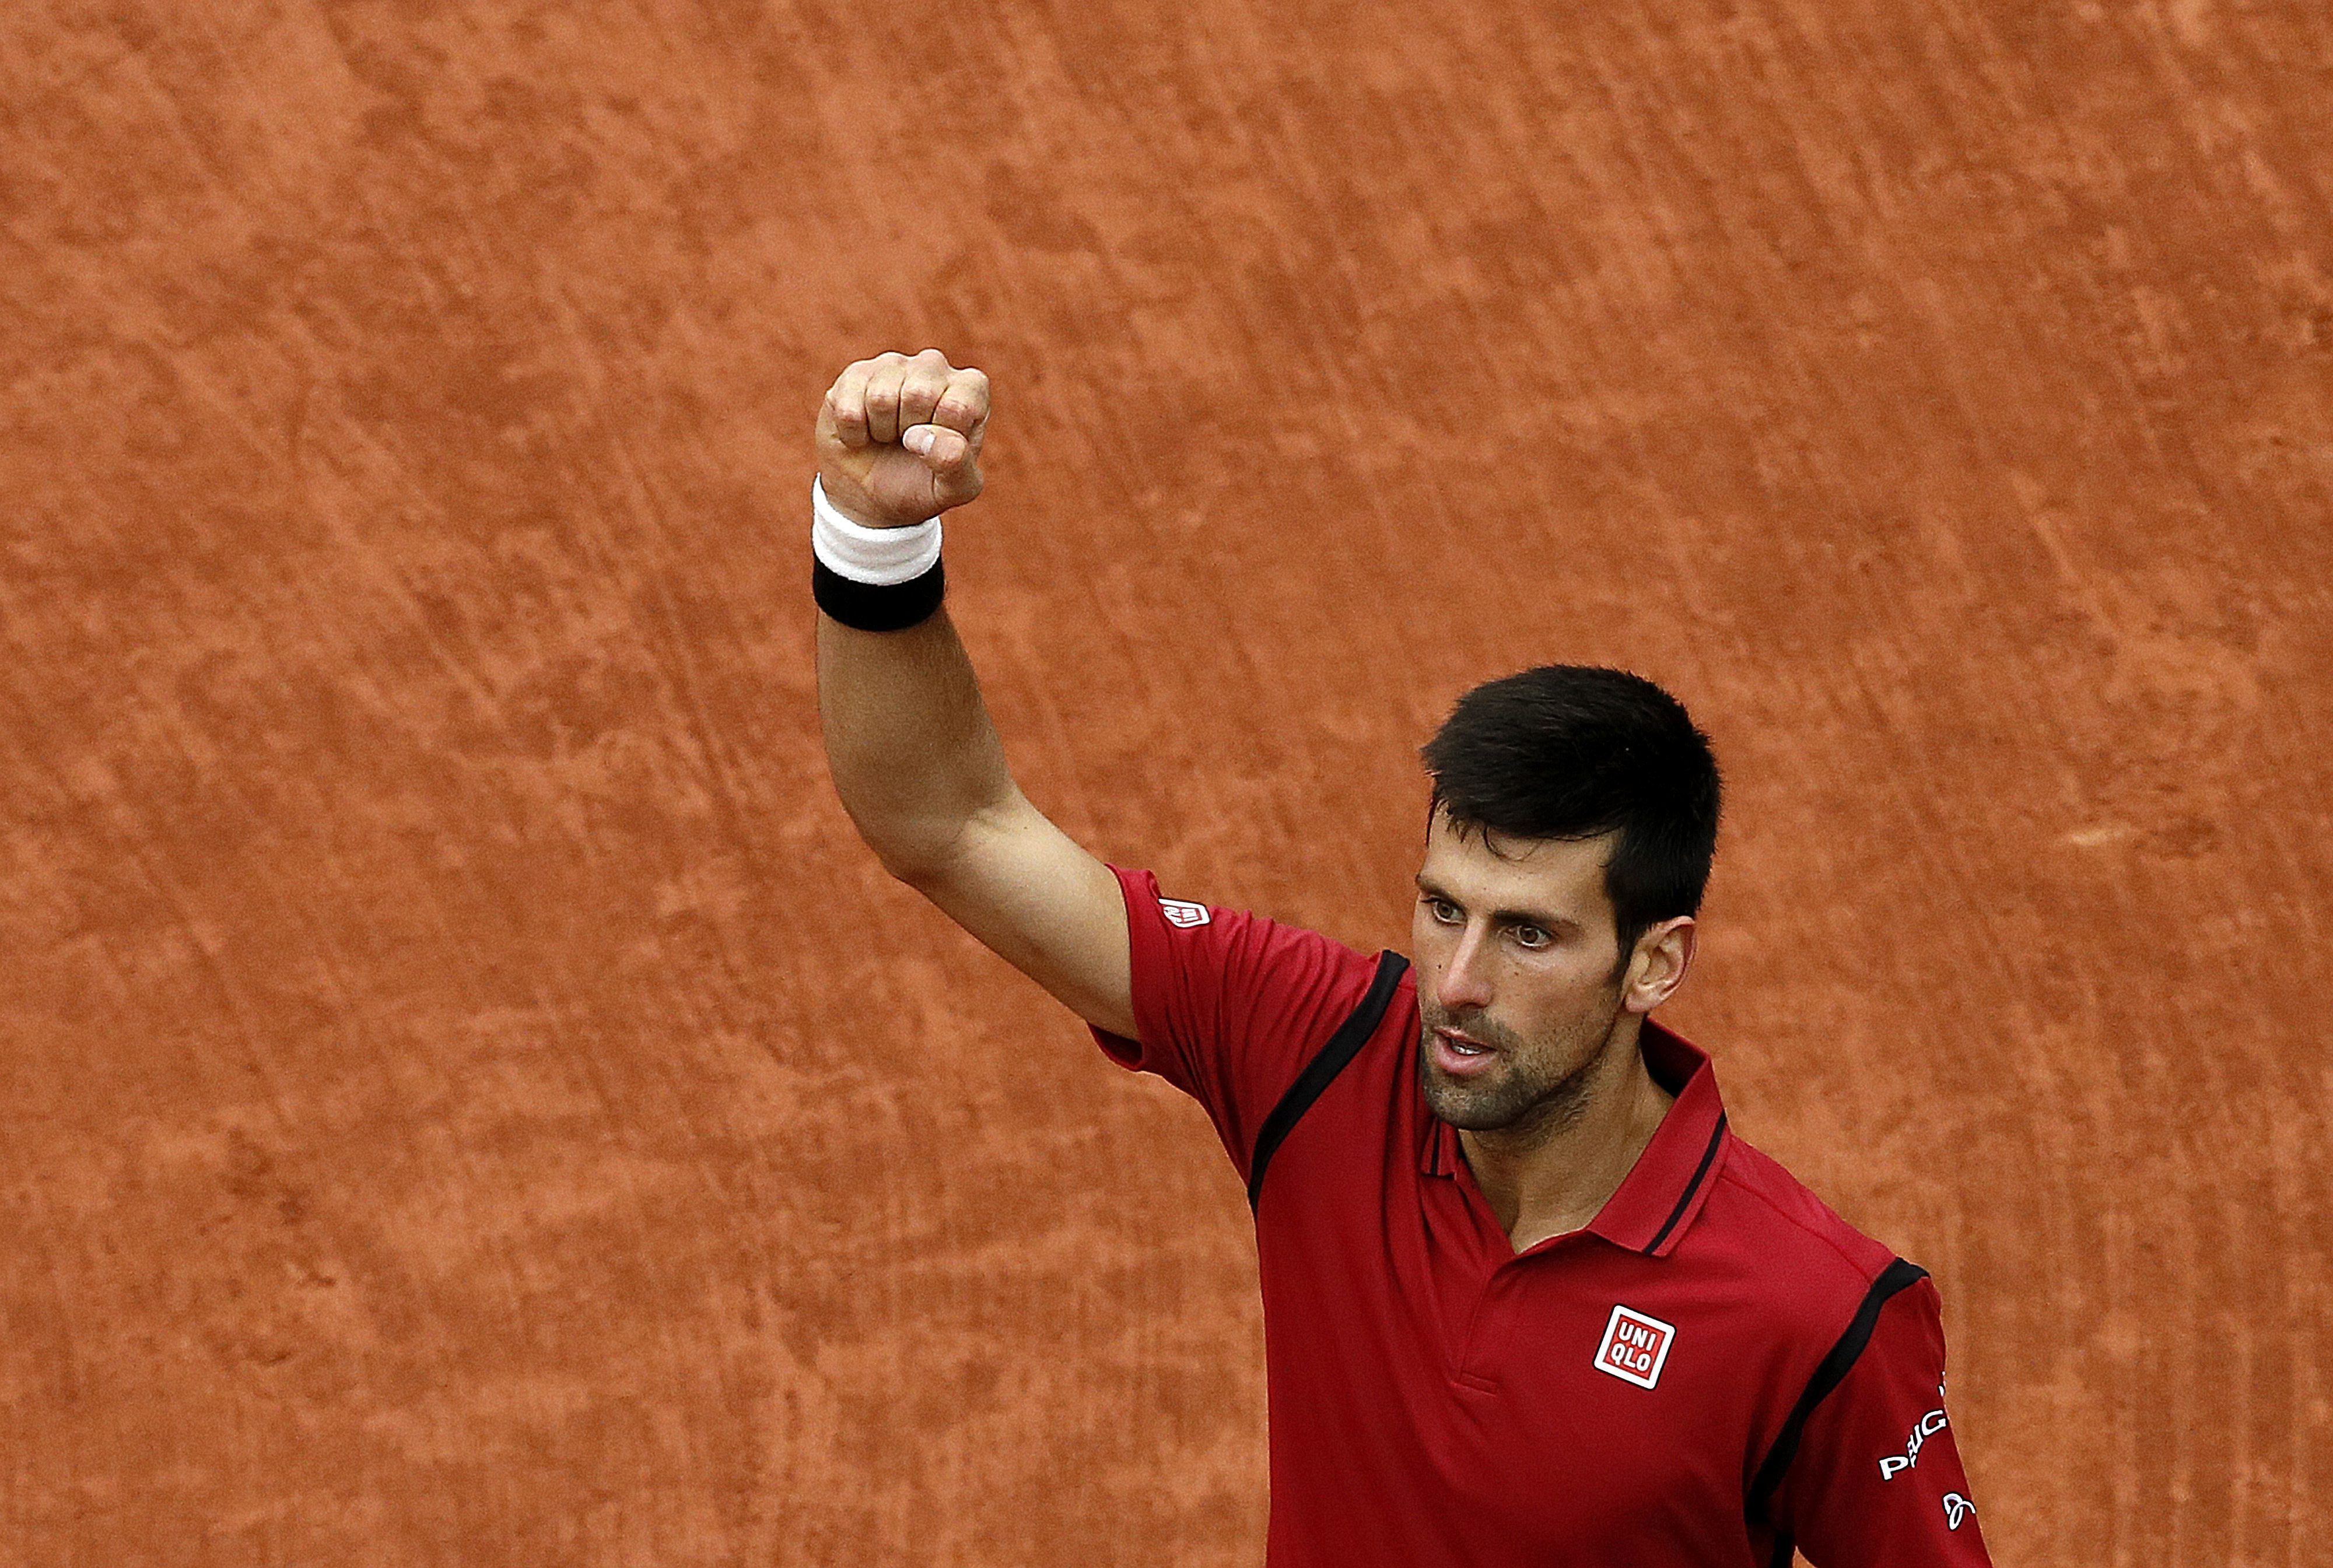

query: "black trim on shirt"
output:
1246 950 1410 1213
1745 1257 1931 1535
1644 1113 1729 1253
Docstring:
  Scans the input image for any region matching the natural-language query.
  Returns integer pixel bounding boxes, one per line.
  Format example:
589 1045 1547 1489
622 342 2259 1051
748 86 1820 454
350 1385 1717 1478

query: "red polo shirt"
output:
1092 868 1993 1567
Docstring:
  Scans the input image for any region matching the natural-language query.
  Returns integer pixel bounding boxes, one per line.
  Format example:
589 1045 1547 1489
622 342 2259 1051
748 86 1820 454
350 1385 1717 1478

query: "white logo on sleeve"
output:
1592 1305 1676 1389
1159 898 1212 928
1879 1384 1951 1479
1942 1493 1976 1530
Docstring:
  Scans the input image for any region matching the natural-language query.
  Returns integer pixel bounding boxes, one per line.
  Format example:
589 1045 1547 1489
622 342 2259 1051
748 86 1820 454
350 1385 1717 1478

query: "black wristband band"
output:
812 556 946 632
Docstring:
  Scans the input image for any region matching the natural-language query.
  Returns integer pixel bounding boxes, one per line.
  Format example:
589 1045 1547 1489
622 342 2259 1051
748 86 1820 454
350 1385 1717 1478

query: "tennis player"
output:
811 348 1992 1567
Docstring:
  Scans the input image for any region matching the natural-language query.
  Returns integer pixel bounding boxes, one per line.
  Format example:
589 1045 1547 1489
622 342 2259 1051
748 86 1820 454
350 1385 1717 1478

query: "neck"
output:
1458 1015 1677 1251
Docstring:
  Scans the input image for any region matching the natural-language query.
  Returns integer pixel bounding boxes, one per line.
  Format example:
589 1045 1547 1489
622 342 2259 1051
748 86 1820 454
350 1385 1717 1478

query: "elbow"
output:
870 842 948 890
849 813 973 891
851 791 1021 892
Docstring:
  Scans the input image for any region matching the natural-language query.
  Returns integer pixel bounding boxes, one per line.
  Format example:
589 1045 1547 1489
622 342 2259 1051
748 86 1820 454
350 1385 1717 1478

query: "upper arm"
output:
898 799 1390 1180
898 789 1138 1041
1774 1276 1993 1566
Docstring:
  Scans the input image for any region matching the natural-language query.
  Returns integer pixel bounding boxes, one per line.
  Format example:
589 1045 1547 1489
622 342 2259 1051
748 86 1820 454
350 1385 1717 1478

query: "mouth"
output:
1430 1026 1500 1078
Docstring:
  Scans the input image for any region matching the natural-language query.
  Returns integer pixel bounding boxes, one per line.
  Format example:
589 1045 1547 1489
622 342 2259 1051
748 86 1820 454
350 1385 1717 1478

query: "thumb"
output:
902 423 967 464
902 423 980 497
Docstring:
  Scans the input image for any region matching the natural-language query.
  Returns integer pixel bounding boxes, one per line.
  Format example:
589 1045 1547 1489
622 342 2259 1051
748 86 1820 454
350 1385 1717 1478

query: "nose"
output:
1434 921 1495 1014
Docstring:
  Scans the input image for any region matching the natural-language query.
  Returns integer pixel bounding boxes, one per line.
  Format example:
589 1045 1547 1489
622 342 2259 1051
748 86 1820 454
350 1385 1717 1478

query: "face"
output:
1411 811 1694 1136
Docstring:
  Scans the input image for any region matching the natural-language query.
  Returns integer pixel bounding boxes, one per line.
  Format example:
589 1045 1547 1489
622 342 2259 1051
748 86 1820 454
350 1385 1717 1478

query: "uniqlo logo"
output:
1593 1305 1676 1390
1159 898 1211 928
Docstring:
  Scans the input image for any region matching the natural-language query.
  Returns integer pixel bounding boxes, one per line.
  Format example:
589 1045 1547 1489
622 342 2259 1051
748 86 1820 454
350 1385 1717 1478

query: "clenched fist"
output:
816 349 991 529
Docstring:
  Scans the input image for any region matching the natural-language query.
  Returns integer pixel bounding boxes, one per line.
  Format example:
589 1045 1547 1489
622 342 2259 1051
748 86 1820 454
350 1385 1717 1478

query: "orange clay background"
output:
4 3 2329 1565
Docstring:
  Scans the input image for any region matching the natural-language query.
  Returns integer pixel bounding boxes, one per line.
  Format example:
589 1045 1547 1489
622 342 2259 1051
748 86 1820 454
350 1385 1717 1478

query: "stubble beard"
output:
1417 991 1632 1138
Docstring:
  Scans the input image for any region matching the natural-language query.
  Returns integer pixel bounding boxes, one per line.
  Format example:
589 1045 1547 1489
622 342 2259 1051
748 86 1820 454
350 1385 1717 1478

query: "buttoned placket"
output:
1450 1176 1602 1387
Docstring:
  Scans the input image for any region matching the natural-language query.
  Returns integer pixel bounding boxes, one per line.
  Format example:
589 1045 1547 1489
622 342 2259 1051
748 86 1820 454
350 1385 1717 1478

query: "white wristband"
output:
812 477 941 585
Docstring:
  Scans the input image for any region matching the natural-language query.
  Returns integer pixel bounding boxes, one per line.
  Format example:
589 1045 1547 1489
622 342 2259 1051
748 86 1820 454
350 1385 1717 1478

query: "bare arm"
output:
814 350 1136 1041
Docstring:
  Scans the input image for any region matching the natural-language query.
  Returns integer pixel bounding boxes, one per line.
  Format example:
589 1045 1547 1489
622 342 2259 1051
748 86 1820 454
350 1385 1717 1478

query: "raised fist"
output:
815 349 991 529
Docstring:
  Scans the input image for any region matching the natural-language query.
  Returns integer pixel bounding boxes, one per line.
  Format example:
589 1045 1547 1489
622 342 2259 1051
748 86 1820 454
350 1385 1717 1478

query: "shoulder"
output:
1675 1124 1945 1475
1112 865 1383 1005
1102 863 1391 1074
1698 1128 1907 1325
1097 866 1404 1178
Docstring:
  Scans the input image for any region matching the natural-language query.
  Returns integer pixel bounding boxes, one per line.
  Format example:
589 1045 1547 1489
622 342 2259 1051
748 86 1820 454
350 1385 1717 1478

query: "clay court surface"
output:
4 1 2329 1563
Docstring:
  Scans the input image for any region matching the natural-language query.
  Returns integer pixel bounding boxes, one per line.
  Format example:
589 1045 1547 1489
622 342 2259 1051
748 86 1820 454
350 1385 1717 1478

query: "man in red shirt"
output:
812 349 1994 1566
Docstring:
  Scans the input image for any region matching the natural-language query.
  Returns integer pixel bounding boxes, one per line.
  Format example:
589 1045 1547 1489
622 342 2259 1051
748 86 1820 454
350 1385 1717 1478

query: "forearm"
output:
817 607 1020 881
803 349 1135 1039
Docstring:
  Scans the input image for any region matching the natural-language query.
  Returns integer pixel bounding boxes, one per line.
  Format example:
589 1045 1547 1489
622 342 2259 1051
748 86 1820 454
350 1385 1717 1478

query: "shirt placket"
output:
1453 1263 1514 1389
1459 1244 1584 1388
1421 1163 1504 1390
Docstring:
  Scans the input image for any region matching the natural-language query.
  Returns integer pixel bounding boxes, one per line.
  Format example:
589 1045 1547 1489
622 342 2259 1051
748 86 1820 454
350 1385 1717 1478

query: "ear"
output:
1621 917 1696 1015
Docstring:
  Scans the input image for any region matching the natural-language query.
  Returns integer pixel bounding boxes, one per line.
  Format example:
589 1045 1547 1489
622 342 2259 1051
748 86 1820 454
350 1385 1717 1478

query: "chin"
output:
1420 1061 1524 1131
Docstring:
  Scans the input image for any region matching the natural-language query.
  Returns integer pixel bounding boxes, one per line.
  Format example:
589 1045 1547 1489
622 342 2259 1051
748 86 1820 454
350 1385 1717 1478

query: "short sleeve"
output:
1091 865 1390 1183
1770 1275 1994 1566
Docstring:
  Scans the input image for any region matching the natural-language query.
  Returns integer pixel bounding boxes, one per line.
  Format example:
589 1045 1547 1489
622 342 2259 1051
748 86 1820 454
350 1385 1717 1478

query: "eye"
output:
1512 925 1551 949
1424 897 1463 925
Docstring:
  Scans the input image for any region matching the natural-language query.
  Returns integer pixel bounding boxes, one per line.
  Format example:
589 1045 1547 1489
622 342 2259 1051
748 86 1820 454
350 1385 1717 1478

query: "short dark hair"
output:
1420 665 1722 965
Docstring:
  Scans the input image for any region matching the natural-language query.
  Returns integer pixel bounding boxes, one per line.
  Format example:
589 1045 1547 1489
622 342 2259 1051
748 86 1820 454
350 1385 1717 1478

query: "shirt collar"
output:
1419 1018 1730 1259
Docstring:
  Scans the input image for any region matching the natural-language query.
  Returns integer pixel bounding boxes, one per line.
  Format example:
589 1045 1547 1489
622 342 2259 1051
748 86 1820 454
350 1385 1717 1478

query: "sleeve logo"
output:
1878 1383 1950 1479
1159 898 1212 928
1943 1493 1977 1530
1592 1304 1676 1390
